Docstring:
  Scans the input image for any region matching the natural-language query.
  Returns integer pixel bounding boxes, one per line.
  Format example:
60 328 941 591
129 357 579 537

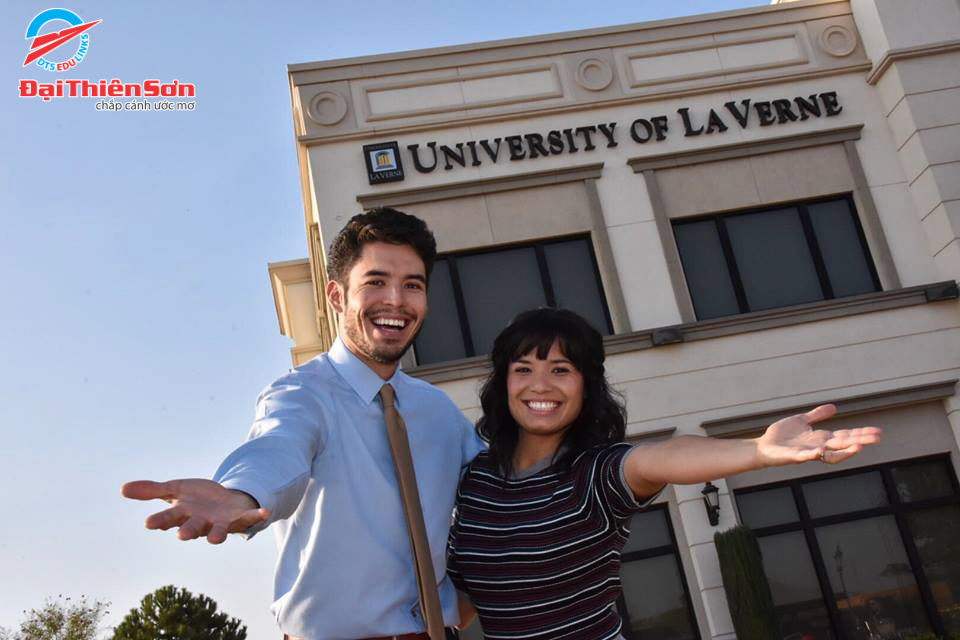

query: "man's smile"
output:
369 314 413 335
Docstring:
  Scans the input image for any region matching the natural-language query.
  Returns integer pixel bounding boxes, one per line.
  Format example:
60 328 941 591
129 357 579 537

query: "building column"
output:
850 0 960 282
851 0 960 455
675 482 738 639
945 394 960 459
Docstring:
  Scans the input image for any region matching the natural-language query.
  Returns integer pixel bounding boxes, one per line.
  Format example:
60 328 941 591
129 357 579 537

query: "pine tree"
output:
111 586 245 640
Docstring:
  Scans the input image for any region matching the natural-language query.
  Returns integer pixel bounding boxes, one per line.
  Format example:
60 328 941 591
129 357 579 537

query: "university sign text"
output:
362 91 844 184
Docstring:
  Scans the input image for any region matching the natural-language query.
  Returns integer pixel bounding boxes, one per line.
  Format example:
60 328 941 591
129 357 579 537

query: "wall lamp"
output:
702 481 720 526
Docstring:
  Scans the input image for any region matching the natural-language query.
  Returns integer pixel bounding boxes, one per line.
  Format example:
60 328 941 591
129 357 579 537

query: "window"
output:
413 235 612 365
735 456 960 640
673 196 881 320
618 505 701 640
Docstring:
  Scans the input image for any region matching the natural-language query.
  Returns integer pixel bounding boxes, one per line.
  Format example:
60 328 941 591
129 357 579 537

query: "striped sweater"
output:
447 443 648 640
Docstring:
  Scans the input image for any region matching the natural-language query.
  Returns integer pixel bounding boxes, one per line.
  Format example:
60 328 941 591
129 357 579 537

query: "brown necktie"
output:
380 383 445 640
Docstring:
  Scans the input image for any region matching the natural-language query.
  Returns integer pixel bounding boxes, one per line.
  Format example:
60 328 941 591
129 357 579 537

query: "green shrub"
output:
715 525 778 640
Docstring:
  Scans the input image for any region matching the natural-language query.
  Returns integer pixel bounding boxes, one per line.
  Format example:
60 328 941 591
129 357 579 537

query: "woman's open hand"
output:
755 404 882 468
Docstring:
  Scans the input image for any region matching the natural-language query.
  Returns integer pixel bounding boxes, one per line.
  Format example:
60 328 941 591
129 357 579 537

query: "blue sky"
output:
1 1 764 636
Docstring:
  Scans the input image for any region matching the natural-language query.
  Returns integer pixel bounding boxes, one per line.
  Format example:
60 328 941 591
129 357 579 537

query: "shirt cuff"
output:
619 445 665 508
217 477 273 539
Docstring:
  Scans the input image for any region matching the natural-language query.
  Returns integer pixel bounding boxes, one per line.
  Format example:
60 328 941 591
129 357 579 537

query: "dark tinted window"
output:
673 219 740 319
414 236 611 365
725 207 824 310
415 260 467 363
674 197 880 320
457 247 546 357
619 507 700 640
735 456 960 640
807 199 878 298
737 486 799 529
544 239 610 335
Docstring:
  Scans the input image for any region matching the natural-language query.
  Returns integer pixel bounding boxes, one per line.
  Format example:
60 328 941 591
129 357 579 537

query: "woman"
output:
448 308 880 639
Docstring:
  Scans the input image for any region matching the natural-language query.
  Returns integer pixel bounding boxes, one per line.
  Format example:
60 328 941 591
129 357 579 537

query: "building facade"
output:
270 1 960 637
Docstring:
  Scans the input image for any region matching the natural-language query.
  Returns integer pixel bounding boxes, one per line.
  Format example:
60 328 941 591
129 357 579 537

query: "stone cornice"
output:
294 66 871 146
865 39 960 85
703 379 959 438
626 427 678 443
289 0 869 144
289 0 849 78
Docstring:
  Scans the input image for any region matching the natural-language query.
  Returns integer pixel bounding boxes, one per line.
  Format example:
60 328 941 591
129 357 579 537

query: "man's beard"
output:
343 315 417 364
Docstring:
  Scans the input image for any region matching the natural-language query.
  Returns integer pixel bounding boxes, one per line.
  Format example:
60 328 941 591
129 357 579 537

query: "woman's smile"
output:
523 400 561 413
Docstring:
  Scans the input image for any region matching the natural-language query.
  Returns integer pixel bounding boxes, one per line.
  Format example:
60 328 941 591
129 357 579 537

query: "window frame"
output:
630 127 903 324
414 233 614 362
672 194 883 319
616 503 703 640
734 453 960 639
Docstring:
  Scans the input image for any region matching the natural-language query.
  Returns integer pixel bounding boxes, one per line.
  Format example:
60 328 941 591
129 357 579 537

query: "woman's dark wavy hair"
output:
477 307 626 476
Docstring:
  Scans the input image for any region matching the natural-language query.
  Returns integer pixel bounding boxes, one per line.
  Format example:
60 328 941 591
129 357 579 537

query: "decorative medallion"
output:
575 58 614 91
818 25 857 58
307 90 348 125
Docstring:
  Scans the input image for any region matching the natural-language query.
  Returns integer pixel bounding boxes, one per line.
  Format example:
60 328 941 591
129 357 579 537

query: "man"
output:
123 208 485 639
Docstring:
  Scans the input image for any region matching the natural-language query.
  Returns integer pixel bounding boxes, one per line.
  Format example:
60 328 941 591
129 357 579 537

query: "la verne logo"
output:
363 141 404 185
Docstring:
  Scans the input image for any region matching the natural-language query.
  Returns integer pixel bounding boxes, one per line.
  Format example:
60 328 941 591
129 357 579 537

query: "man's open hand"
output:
122 479 270 544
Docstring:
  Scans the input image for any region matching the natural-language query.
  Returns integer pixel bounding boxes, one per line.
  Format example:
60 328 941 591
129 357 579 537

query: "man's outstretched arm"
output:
122 478 271 544
123 371 327 543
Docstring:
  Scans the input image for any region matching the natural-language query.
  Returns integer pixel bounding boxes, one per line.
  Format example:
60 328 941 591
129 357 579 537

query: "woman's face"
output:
507 340 585 443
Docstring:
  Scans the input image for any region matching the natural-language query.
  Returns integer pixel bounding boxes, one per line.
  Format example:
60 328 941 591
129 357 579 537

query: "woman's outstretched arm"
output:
623 404 881 498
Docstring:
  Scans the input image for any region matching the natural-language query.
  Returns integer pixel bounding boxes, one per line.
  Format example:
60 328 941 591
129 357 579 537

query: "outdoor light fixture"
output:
702 482 720 526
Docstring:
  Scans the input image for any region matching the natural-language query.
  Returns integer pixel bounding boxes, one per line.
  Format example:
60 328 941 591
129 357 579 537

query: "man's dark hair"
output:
326 207 437 284
477 307 627 476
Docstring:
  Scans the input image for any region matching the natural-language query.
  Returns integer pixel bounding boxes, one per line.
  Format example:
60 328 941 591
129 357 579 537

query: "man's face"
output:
326 242 428 373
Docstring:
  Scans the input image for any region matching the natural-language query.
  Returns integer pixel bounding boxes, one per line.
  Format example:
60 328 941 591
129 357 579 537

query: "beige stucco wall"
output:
301 73 938 332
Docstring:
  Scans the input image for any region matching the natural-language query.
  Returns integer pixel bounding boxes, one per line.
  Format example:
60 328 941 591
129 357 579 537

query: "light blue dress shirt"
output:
214 337 485 639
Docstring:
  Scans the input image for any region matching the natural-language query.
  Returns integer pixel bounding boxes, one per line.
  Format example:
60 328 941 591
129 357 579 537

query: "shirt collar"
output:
328 337 407 406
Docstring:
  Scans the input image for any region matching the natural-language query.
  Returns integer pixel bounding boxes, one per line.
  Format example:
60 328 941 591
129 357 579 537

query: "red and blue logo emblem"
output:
24 8 100 72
